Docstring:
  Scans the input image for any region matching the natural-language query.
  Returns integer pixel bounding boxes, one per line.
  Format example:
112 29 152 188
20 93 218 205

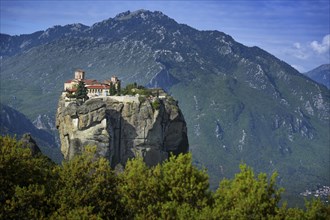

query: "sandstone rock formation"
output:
56 95 189 167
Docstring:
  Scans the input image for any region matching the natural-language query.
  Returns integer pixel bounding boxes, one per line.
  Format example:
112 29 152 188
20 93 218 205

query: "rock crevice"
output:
56 96 188 167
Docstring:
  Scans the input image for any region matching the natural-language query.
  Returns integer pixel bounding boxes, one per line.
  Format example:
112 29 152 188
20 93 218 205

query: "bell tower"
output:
74 69 85 81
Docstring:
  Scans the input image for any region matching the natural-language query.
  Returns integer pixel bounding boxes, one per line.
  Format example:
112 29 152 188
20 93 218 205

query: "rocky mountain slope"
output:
1 9 329 205
304 64 330 89
56 94 188 168
0 103 62 162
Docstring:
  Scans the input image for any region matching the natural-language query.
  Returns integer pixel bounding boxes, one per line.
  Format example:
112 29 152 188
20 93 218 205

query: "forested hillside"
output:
1 135 329 219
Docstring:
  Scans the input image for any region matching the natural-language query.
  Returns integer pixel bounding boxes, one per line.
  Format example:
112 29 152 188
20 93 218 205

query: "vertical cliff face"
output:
56 95 188 167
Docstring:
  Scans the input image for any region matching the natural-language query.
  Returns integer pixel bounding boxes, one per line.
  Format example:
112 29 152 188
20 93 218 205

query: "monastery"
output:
64 69 120 98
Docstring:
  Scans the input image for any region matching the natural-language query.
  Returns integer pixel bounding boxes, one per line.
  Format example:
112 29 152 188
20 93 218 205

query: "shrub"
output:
138 96 146 103
152 99 161 110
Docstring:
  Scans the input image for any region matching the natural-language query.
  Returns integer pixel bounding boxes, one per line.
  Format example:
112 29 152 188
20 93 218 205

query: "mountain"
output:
1 9 329 206
304 64 330 89
0 23 89 57
0 103 62 162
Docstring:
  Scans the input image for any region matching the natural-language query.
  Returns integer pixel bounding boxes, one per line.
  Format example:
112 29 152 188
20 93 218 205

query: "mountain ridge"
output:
304 64 330 89
0 103 62 163
0 9 329 206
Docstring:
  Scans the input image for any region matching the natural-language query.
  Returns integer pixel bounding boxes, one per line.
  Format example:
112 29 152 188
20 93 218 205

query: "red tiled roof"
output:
83 79 99 85
86 84 110 89
64 79 99 84
103 79 111 84
66 88 77 92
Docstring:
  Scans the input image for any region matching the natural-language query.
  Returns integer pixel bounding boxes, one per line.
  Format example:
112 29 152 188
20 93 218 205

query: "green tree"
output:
52 146 123 219
157 153 210 219
161 153 210 208
3 184 51 219
2 135 329 219
0 136 55 219
118 157 159 218
304 199 330 220
109 82 115 95
75 80 89 101
273 199 330 220
211 164 283 219
116 81 121 95
121 83 137 95
119 153 210 219
51 206 102 220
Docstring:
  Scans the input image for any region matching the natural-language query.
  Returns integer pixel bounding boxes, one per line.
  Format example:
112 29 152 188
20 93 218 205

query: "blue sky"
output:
1 0 329 72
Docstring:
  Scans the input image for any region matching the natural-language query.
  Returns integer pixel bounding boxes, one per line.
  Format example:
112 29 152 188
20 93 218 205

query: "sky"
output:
0 0 329 72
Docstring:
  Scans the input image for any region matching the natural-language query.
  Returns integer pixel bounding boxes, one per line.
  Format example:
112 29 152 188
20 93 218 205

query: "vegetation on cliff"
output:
66 81 89 101
1 135 329 219
121 82 152 96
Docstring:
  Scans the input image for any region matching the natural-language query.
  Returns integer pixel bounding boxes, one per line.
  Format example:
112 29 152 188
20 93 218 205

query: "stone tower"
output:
74 69 85 81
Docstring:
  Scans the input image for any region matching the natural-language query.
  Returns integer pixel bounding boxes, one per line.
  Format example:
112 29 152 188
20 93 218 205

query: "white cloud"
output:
310 34 330 54
286 42 309 60
293 42 301 49
286 35 330 61
283 36 330 72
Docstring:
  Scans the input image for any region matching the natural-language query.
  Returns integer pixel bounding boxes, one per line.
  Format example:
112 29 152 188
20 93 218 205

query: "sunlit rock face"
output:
56 95 188 168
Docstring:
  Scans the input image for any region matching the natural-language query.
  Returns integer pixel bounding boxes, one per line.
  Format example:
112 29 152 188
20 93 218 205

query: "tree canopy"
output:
1 135 329 219
75 80 89 101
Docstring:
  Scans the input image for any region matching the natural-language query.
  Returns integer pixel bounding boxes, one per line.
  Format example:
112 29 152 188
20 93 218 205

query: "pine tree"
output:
109 82 115 96
116 82 121 95
75 81 89 101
